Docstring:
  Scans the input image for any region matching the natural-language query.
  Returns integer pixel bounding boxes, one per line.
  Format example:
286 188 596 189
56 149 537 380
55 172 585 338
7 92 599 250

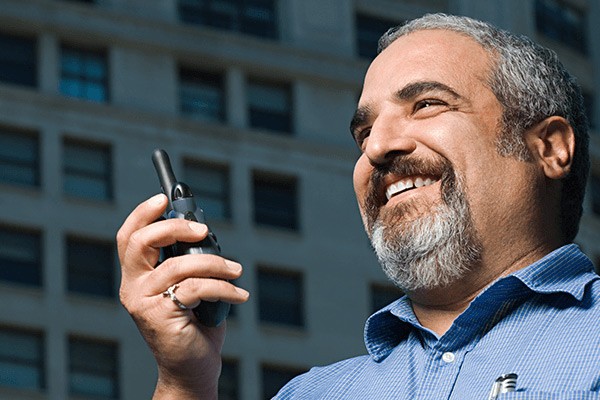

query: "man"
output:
117 13 597 399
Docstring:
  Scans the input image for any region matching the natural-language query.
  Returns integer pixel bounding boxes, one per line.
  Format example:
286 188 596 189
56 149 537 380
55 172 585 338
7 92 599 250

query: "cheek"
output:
352 155 371 202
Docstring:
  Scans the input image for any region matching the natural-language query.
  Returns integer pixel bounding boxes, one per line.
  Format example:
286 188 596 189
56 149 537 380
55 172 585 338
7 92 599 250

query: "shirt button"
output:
442 352 455 363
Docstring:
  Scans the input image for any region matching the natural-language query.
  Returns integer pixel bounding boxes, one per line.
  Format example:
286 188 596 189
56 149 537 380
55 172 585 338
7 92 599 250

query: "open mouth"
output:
385 176 439 201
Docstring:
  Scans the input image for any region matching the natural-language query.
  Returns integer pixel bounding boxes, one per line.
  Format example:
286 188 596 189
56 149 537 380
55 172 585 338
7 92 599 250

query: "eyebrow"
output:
349 80 463 137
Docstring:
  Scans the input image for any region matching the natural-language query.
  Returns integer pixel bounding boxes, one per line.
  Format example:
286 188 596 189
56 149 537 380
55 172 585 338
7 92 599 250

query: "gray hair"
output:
378 13 590 242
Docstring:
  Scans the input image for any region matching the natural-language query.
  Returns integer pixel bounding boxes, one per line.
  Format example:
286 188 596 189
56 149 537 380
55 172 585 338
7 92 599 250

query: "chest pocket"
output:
498 391 600 400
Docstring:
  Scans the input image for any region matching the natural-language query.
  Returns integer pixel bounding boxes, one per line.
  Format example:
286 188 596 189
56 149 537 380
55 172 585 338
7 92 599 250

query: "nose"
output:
364 117 417 166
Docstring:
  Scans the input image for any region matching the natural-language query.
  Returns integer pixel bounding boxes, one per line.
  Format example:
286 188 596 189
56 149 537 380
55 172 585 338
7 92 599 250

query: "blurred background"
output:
0 0 598 399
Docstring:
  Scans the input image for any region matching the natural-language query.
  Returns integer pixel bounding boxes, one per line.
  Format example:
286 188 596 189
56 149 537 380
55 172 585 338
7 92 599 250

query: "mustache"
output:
364 155 456 224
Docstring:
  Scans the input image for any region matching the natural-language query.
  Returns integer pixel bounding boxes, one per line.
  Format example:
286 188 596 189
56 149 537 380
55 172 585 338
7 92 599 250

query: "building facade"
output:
0 0 598 399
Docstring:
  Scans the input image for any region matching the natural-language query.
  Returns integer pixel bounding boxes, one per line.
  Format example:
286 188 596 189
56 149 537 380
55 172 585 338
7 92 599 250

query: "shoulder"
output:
273 355 371 399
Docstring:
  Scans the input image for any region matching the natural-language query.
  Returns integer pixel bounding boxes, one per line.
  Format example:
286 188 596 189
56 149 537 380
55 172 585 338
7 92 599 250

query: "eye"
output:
413 99 448 113
353 127 371 151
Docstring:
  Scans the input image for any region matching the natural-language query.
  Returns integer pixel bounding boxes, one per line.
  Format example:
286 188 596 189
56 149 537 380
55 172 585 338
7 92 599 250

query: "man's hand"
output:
117 194 249 399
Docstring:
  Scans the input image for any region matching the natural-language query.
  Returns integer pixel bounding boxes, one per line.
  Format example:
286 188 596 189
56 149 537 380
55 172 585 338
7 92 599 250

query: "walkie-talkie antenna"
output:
152 149 177 209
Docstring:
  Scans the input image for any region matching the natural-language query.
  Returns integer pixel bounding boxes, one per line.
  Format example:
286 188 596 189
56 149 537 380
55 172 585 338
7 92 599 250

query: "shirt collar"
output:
363 244 597 362
510 243 596 301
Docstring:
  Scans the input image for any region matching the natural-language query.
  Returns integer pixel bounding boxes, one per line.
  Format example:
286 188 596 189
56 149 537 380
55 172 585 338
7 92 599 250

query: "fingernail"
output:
225 260 242 272
188 222 207 234
235 287 249 297
151 193 166 205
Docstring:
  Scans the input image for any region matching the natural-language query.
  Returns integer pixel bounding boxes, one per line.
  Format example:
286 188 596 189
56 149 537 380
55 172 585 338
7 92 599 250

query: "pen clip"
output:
488 373 518 400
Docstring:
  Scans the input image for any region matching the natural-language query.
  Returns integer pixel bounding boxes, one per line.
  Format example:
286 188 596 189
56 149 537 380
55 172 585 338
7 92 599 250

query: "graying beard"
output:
371 183 482 291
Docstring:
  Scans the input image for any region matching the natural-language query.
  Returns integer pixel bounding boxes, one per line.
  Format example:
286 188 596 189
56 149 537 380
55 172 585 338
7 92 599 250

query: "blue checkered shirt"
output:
275 244 600 399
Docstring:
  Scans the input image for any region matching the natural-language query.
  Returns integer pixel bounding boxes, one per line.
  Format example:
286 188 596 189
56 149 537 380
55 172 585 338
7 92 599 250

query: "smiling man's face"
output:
352 29 538 291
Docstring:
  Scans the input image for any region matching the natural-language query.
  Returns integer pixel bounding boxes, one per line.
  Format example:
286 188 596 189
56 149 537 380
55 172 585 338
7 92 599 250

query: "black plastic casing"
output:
152 149 230 327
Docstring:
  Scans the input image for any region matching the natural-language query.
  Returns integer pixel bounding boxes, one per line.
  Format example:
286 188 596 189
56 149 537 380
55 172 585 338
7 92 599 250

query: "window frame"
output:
59 44 109 102
355 13 401 60
535 0 588 54
0 326 45 391
257 266 304 328
0 126 40 188
247 79 293 134
0 225 42 287
179 67 226 123
0 32 37 87
178 0 279 40
63 138 113 202
252 171 298 231
183 158 231 221
68 336 119 399
66 235 116 298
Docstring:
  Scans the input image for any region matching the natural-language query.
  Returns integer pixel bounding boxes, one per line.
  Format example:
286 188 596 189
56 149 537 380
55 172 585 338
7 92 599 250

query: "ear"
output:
525 116 575 180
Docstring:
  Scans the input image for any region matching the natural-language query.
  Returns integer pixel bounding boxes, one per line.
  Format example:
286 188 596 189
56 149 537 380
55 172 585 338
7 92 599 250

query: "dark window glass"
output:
253 172 298 230
356 14 400 60
63 139 112 201
184 160 230 220
178 0 278 39
219 359 239 400
0 328 44 390
69 337 118 398
248 80 292 133
258 267 303 327
535 0 588 54
60 45 108 102
179 68 225 122
583 92 596 130
67 237 115 297
0 227 41 286
370 283 403 314
0 32 37 87
591 175 600 216
0 128 39 187
262 364 305 399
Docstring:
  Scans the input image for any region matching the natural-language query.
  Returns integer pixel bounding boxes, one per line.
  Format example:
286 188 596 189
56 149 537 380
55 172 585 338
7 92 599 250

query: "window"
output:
69 337 118 398
247 80 292 133
0 127 39 187
356 14 400 60
258 267 304 327
60 45 108 102
178 0 278 39
0 227 42 286
0 32 36 87
583 92 596 130
63 139 112 201
370 283 403 314
535 0 588 54
0 327 44 390
262 364 305 399
179 68 225 122
219 359 239 400
253 172 298 230
591 174 600 216
67 236 115 297
184 160 230 220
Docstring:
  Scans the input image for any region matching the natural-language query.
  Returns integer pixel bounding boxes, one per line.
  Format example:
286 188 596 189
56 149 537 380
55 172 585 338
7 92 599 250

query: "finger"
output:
122 219 209 275
148 255 243 294
117 194 168 259
164 278 250 310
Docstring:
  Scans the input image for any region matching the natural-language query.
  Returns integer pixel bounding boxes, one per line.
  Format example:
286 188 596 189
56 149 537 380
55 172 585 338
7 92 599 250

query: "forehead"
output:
361 29 494 101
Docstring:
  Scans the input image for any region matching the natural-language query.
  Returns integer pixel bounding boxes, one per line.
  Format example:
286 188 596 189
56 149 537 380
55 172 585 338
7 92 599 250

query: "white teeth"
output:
385 177 438 200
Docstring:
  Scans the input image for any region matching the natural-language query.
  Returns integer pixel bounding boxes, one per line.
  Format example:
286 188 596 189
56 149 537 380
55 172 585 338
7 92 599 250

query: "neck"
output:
406 240 564 336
